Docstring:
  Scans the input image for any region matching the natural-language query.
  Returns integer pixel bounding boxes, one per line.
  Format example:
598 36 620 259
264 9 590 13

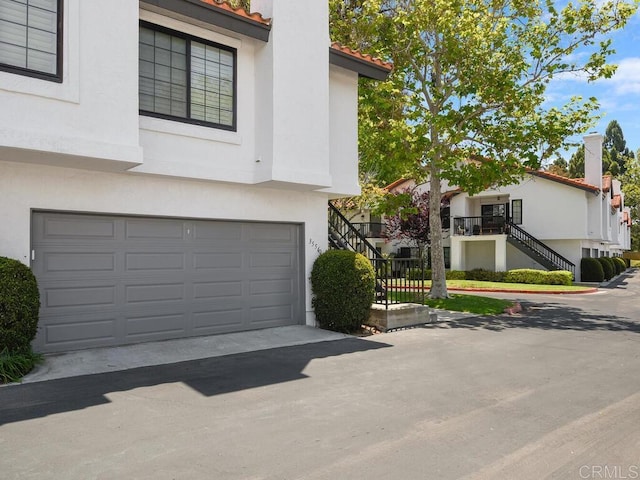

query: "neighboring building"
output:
0 0 390 352
383 134 632 281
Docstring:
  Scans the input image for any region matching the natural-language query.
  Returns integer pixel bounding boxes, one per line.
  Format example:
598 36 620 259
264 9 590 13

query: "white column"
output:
495 237 507 272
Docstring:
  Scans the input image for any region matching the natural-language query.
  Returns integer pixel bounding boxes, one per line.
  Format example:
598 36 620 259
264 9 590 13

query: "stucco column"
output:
451 236 465 271
495 237 507 272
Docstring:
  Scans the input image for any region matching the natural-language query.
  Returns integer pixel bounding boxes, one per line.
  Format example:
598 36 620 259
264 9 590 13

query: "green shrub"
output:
0 347 42 384
581 258 604 282
597 257 614 280
311 250 375 333
613 257 626 275
0 257 41 354
446 270 467 280
504 269 547 285
545 270 573 286
466 269 505 282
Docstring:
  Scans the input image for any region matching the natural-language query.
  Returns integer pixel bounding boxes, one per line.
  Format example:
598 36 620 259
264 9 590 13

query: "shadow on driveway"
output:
425 302 640 333
0 337 390 426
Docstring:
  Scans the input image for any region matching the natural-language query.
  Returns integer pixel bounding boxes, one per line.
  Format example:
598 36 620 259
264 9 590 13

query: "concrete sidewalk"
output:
19 309 478 384
21 325 350 384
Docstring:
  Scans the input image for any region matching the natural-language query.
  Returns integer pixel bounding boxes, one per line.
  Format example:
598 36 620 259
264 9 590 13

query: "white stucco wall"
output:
0 161 329 326
0 0 142 169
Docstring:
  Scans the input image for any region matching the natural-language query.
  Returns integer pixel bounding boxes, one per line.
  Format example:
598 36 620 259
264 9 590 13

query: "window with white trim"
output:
139 23 236 131
511 199 522 225
0 0 62 81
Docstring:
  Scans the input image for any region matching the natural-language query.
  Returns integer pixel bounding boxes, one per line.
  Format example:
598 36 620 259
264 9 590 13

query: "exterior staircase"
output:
506 222 575 277
328 202 383 262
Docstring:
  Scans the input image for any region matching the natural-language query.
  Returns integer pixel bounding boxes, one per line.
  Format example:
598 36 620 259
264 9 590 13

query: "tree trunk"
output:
428 163 448 299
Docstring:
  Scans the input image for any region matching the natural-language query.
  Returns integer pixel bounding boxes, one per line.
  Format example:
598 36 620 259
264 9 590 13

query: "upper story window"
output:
139 22 236 131
0 0 62 81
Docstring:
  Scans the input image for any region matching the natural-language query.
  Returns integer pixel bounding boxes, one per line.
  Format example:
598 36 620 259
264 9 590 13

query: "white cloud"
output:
609 57 640 94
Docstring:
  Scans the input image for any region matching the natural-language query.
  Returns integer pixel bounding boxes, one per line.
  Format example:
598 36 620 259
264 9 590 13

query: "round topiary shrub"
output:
613 257 626 275
0 257 40 353
581 258 604 282
596 257 614 281
311 250 375 333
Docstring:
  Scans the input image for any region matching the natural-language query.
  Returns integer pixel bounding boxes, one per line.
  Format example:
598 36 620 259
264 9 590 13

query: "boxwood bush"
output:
581 258 604 282
466 268 505 282
0 257 41 383
0 257 40 353
613 257 626 275
311 250 375 333
597 257 614 280
503 269 572 285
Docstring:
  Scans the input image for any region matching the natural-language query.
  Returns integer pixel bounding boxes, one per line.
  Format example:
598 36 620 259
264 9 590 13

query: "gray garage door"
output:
31 212 303 353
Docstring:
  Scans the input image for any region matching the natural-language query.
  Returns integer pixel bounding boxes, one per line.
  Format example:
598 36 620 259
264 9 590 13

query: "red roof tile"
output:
200 0 271 26
529 170 600 193
624 211 632 226
330 42 393 72
612 194 621 209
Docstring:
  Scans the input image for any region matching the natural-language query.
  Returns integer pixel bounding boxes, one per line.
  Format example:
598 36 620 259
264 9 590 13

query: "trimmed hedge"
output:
503 269 572 286
465 268 505 282
613 256 626 275
597 257 614 280
580 258 604 282
0 257 41 354
311 250 375 333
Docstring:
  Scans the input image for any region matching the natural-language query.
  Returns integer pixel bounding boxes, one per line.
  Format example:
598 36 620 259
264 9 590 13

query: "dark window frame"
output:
511 199 523 225
139 21 237 132
0 0 64 82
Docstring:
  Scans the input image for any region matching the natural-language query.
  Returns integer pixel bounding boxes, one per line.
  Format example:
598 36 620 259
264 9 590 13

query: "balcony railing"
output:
350 222 386 238
452 216 506 236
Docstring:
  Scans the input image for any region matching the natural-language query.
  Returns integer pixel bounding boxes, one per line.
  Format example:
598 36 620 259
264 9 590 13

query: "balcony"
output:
452 216 507 236
350 222 386 238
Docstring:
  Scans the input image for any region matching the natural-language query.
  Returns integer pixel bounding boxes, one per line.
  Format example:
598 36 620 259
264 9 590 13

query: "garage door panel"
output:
37 215 117 241
41 315 117 347
125 283 185 304
193 252 243 270
125 313 187 339
43 284 117 309
124 218 186 240
125 252 185 272
193 281 242 299
192 309 244 333
192 221 242 241
32 212 302 352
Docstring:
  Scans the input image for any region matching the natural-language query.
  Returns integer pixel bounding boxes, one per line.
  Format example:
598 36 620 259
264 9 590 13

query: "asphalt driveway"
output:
1 271 640 479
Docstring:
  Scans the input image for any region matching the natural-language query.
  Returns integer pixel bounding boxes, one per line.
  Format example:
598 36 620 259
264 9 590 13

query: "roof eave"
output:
141 0 271 41
529 171 600 193
329 48 391 80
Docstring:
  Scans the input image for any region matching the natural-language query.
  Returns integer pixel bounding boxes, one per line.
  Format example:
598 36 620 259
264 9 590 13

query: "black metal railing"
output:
506 222 575 277
452 216 506 235
371 257 428 309
328 202 383 263
350 222 386 238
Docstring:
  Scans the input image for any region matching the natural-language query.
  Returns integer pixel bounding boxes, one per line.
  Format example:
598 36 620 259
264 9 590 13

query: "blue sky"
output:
546 9 640 160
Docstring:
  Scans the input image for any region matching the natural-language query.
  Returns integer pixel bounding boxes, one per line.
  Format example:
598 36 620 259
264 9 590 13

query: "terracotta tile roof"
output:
529 170 600 193
624 211 632 226
612 194 622 209
200 0 271 26
384 178 411 192
602 175 612 192
330 42 393 72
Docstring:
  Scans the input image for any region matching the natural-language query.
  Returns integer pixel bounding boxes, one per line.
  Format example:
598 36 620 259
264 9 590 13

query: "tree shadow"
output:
0 337 391 426
424 302 640 333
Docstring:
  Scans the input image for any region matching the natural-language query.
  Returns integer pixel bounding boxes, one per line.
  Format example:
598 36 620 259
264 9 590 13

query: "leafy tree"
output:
548 157 569 177
604 120 635 175
622 153 640 250
384 189 449 259
331 0 636 298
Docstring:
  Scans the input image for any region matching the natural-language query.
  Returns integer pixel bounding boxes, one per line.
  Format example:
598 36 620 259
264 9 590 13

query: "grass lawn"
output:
387 291 513 315
388 279 594 293
422 294 513 315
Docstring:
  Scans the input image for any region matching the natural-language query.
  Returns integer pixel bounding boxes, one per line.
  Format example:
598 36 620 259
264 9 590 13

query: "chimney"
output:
584 133 603 190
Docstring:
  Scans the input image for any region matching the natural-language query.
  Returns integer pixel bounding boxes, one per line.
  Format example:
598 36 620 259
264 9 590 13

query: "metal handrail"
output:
507 222 575 275
328 202 384 262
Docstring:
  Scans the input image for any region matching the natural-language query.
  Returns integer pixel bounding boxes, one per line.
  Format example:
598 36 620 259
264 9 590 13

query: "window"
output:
139 23 236 131
511 199 522 225
0 0 62 81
